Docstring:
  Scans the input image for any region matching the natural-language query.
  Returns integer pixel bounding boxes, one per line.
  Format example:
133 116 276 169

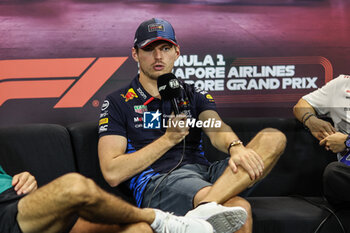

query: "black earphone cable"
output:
147 138 186 208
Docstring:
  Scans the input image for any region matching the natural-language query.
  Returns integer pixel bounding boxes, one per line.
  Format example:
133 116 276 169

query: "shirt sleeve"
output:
193 88 217 114
302 76 342 116
98 95 127 138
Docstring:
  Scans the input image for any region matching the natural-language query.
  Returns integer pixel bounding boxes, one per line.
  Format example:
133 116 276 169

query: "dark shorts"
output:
141 158 256 216
0 187 24 233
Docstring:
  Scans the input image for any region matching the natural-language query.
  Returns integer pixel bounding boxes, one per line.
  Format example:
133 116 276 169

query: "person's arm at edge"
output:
293 98 317 123
293 98 336 140
12 171 37 195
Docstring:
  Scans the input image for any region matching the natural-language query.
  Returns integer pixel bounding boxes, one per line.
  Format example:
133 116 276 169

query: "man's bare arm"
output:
98 115 189 187
293 98 336 140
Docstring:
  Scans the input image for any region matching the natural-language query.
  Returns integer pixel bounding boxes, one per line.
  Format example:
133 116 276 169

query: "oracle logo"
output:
0 57 128 108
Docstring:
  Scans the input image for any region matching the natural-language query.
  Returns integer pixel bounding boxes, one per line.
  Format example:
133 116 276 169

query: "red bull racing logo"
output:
121 88 138 102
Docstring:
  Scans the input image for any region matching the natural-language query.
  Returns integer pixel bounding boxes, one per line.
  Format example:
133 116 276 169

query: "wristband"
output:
227 139 243 153
301 112 312 123
303 113 316 126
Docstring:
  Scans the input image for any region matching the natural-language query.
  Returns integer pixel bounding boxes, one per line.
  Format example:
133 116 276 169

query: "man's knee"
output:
254 128 286 160
323 161 343 185
259 128 287 147
225 196 251 213
59 173 100 203
126 222 153 233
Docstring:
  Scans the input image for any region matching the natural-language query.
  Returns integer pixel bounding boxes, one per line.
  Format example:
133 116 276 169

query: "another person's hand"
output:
228 147 264 181
12 171 38 195
319 132 347 153
305 117 336 140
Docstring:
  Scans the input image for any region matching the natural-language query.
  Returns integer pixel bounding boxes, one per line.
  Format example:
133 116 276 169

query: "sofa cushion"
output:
67 121 135 204
248 196 350 233
0 124 76 186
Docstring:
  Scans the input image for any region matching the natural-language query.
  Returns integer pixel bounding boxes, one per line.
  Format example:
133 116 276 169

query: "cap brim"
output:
136 37 178 49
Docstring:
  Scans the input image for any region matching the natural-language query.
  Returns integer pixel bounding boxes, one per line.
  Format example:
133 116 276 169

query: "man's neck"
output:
139 74 160 98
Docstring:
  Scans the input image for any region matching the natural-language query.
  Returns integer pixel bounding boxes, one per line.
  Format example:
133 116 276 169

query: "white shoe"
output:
152 209 214 233
185 202 247 233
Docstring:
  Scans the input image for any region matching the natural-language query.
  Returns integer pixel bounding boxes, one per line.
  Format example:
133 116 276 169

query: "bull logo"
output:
121 88 138 102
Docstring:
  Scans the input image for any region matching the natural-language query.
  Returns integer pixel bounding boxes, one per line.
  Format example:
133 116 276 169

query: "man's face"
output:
132 41 180 80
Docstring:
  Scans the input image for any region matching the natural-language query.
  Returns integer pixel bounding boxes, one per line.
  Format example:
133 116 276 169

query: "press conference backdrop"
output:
1 0 349 126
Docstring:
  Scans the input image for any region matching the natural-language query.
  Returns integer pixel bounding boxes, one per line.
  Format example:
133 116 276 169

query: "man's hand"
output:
319 132 347 153
228 146 264 180
163 113 190 145
305 117 336 141
12 172 37 195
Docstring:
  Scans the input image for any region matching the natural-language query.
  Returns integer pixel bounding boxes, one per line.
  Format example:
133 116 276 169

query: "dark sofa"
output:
0 118 349 233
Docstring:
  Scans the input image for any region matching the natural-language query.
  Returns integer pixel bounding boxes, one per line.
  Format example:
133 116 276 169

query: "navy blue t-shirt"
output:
98 75 217 206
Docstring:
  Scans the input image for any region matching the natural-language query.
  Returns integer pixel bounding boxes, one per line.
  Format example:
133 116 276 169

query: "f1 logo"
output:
143 110 162 129
0 57 128 108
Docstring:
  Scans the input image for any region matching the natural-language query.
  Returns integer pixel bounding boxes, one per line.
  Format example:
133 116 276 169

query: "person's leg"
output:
196 128 286 205
17 172 214 233
323 161 350 207
142 164 212 216
142 164 248 232
222 197 252 233
70 218 152 233
187 189 250 233
17 173 155 233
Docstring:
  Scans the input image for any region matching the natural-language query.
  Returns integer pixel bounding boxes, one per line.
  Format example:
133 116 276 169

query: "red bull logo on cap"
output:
121 88 139 102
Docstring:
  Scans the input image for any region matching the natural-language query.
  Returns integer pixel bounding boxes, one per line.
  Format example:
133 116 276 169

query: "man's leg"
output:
222 197 252 233
190 128 286 232
17 173 214 233
17 173 155 233
323 161 350 207
189 188 251 233
70 218 152 233
196 128 286 205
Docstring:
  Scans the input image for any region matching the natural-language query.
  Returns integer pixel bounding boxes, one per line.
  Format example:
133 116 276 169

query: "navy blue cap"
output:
134 18 178 49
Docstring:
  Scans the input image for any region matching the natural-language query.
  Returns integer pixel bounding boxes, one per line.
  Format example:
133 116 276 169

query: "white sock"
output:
150 209 165 231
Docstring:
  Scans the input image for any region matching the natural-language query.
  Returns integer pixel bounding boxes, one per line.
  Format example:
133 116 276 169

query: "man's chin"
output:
150 71 169 80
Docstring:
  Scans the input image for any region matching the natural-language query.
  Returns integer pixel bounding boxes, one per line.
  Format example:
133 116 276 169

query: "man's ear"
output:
132 47 139 63
175 45 181 59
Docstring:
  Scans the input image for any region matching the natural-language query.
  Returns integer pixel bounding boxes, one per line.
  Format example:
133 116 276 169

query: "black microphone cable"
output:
146 137 186 208
290 195 345 233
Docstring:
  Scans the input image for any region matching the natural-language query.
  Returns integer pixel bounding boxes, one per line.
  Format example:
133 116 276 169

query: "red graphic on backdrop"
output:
0 57 128 108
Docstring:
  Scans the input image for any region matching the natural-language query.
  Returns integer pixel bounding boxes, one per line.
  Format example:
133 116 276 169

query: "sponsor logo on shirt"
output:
101 100 109 111
346 90 350 99
99 118 108 125
134 105 148 114
178 100 189 107
99 125 108 133
100 112 108 118
134 117 143 122
206 94 215 102
121 88 138 102
137 88 147 100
